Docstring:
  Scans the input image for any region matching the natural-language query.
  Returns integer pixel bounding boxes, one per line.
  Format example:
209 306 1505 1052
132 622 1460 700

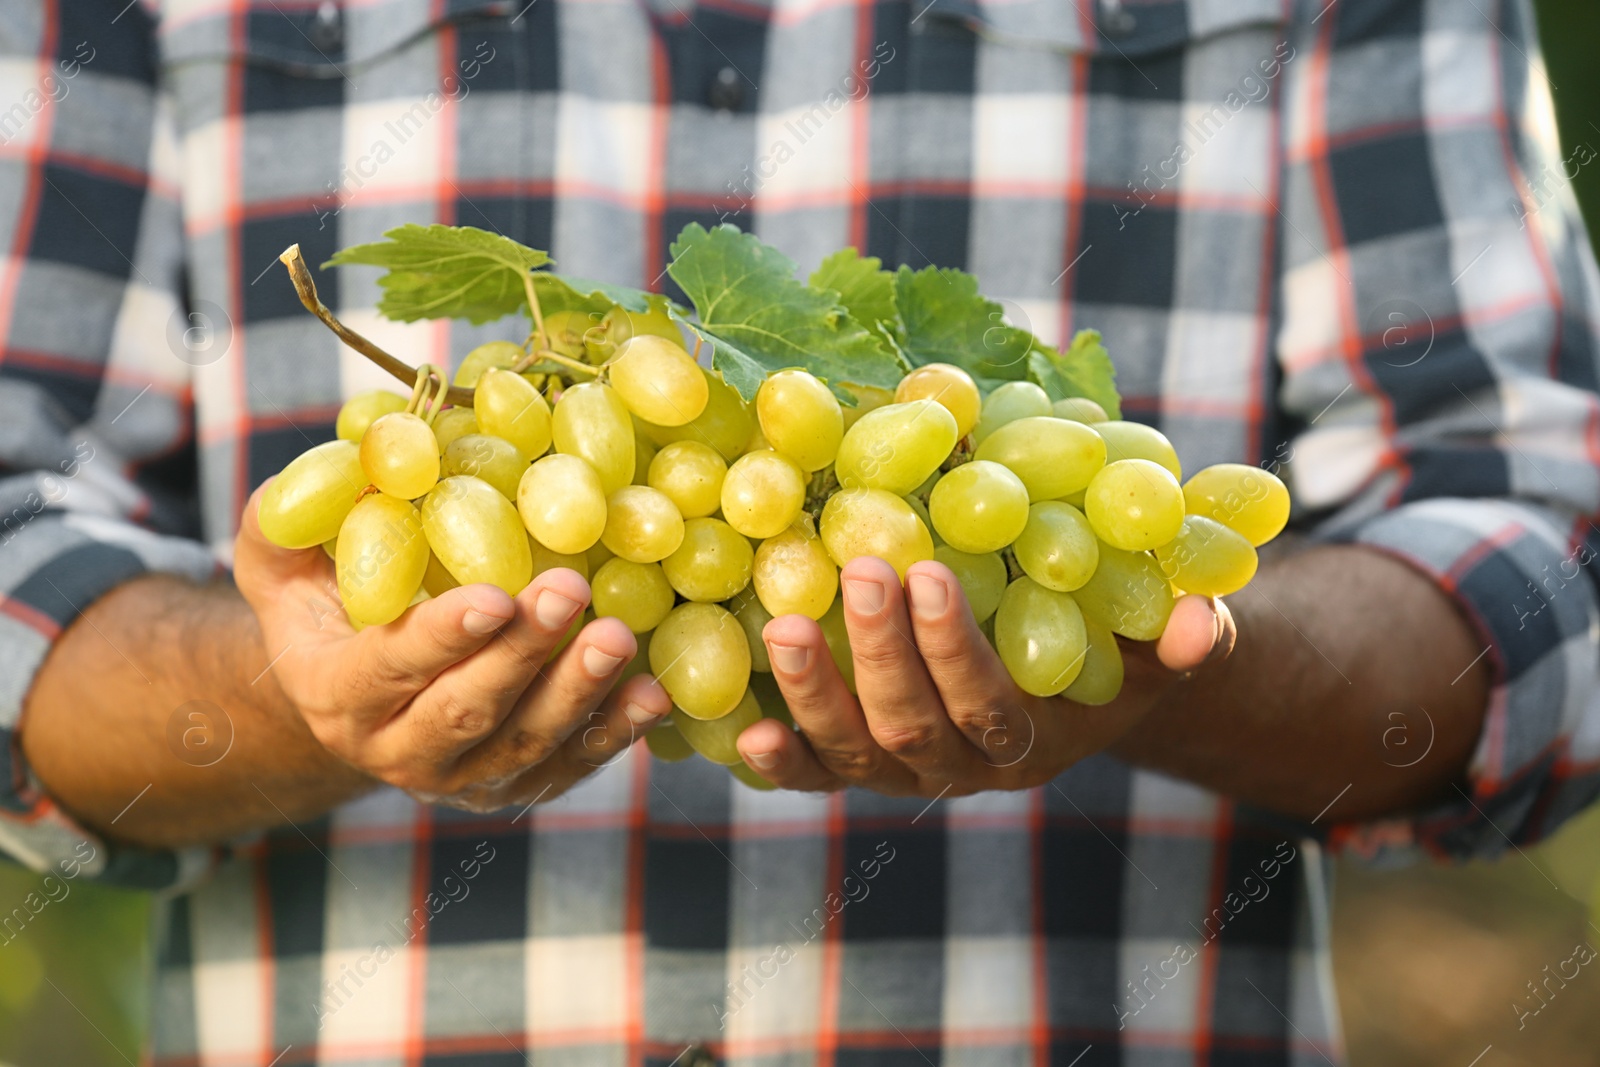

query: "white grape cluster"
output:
258 306 1288 785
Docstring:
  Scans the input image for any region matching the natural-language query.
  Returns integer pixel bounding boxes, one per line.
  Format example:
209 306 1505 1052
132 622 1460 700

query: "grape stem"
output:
520 272 549 354
278 244 476 407
510 348 601 379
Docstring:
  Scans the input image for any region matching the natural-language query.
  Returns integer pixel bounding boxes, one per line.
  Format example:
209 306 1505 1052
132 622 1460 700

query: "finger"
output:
839 557 975 780
737 718 846 792
447 614 641 783
903 560 1035 772
388 568 591 755
234 482 348 621
1155 594 1233 673
552 673 672 773
762 613 913 790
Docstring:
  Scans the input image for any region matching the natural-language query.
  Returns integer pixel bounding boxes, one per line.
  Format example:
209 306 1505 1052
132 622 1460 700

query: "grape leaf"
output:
667 223 907 402
894 266 1034 381
808 248 899 345
1028 329 1122 420
529 273 680 319
325 224 549 324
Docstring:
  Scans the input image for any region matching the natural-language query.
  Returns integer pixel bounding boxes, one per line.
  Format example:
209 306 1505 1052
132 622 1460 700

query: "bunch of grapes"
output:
258 303 1287 787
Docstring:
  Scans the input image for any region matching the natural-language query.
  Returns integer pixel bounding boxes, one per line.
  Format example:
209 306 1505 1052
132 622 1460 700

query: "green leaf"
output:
532 274 679 317
808 248 899 345
325 224 549 324
667 223 907 402
894 266 1034 381
1027 329 1122 420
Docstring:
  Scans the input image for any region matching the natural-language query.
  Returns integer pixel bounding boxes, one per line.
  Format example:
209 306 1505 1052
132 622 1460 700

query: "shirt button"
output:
707 66 745 112
310 1 343 51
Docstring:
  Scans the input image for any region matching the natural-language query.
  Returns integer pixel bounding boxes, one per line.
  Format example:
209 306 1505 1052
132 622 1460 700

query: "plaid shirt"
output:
3 0 1600 1062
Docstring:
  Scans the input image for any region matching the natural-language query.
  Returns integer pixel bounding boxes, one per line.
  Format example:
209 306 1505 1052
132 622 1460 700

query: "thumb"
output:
234 481 340 612
1154 594 1235 673
339 582 518 707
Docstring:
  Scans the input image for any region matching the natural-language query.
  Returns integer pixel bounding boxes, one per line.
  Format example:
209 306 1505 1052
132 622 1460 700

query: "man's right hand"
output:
235 484 668 813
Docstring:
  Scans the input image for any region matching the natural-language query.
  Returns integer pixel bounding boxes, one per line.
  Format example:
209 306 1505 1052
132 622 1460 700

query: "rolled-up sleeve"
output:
0 1 216 887
1275 0 1600 860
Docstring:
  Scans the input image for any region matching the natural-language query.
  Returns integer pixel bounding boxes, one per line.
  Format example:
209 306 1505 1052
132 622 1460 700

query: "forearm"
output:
21 575 374 850
1112 544 1491 823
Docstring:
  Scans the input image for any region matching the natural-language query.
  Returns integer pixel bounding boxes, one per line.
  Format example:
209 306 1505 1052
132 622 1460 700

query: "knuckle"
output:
432 692 495 738
811 742 880 781
869 719 942 758
846 635 905 674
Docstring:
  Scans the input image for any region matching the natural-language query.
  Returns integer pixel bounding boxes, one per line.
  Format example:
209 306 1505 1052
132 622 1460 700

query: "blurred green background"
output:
4 2 1600 1064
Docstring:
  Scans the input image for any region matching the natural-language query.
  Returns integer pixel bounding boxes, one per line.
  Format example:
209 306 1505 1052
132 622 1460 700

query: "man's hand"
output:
736 546 1490 826
735 556 1232 796
235 484 670 812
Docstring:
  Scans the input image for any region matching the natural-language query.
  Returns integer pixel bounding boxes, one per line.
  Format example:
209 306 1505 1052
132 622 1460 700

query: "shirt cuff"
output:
1 511 219 890
1317 497 1600 863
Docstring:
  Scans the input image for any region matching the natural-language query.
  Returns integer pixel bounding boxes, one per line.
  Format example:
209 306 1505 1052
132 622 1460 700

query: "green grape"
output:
650 602 752 720
819 487 934 581
336 389 408 442
258 440 365 549
903 492 936 543
928 460 1030 553
756 368 844 471
608 335 709 426
834 400 959 495
974 416 1106 501
337 492 430 627
1012 501 1099 592
645 719 696 763
321 537 338 560
933 544 1007 624
1182 463 1290 547
621 630 653 681
591 558 675 633
529 535 589 580
1051 397 1109 424
1063 617 1124 705
994 577 1088 697
817 599 857 693
1073 542 1175 641
896 363 981 438
420 475 533 596
973 381 1051 444
753 523 838 620
632 433 658 486
729 761 778 791
720 449 805 538
662 517 754 602
360 412 441 500
648 440 726 518
839 383 895 429
553 381 636 493
539 310 600 360
452 340 525 388
585 539 615 575
474 367 553 460
441 434 528 500
1083 458 1185 552
1095 421 1182 479
670 690 762 765
422 550 459 597
431 407 479 453
1153 515 1259 596
600 485 685 563
638 369 753 461
517 453 607 554
582 304 686 363
728 586 774 671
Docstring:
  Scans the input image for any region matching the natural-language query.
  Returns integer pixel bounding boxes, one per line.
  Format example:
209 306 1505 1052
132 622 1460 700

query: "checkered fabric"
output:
2 0 1599 1062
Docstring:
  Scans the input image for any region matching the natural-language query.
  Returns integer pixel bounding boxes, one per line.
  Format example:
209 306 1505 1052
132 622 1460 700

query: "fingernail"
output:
583 646 625 677
625 701 663 725
462 609 509 635
535 589 582 630
767 642 810 675
843 578 885 614
907 573 948 618
746 750 779 771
